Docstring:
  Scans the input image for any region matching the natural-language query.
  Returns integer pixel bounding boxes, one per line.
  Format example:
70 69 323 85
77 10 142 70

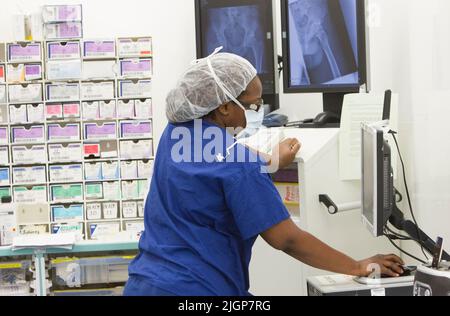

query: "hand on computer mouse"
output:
356 254 405 278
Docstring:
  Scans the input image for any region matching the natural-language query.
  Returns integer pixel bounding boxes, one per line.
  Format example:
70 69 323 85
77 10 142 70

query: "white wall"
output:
1 0 449 262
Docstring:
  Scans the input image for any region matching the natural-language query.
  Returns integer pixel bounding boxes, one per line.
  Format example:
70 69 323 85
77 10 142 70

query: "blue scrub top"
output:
128 120 291 296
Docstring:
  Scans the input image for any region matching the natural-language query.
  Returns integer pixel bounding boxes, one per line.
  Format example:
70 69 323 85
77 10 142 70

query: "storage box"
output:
16 203 50 225
7 64 42 82
8 83 43 103
11 125 45 144
27 103 45 122
84 162 102 181
119 59 152 78
118 80 152 98
51 184 83 202
88 222 120 240
46 59 82 81
0 85 6 103
121 181 139 200
51 204 84 222
0 147 9 165
82 60 116 80
46 83 80 101
120 140 153 159
63 102 80 118
86 203 102 220
0 127 8 145
138 160 154 179
12 145 47 164
122 201 137 219
45 23 83 40
19 224 49 235
83 40 116 59
120 120 152 138
102 202 119 219
85 183 103 200
117 37 152 58
49 164 83 183
51 223 84 236
42 5 83 23
13 166 46 184
9 104 28 123
84 122 117 140
0 168 10 185
81 81 114 100
102 182 121 200
13 186 47 203
0 208 17 246
121 161 138 179
117 100 135 119
7 43 42 63
48 143 83 162
99 100 116 119
46 103 63 119
102 161 119 180
82 101 99 120
48 123 80 141
46 41 81 60
135 99 152 119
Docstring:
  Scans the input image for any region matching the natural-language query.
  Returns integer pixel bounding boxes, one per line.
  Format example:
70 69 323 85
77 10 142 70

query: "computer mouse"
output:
313 112 341 126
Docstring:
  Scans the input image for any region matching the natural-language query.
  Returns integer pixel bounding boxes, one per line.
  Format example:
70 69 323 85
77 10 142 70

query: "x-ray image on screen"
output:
203 5 270 74
288 0 359 87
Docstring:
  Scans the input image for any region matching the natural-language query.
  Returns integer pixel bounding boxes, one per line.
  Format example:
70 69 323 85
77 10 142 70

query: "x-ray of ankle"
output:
205 5 269 73
289 0 358 85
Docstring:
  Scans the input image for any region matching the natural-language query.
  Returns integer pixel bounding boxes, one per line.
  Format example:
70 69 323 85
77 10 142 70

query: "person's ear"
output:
216 102 232 117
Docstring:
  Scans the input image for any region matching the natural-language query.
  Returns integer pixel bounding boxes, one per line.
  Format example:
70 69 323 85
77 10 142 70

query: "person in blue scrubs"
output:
124 51 405 296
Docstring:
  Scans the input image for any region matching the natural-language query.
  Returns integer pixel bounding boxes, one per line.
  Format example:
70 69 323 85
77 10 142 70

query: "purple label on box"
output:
49 43 79 57
49 125 79 138
58 6 80 20
59 24 82 38
86 123 116 138
13 127 44 139
121 122 152 136
9 45 41 59
25 65 41 76
84 42 115 54
0 128 7 140
121 60 151 73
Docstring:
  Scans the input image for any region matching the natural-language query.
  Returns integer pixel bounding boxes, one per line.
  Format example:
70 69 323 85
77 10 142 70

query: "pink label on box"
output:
63 103 79 115
25 65 41 76
84 42 115 54
49 125 79 138
122 122 151 135
59 24 82 38
47 104 63 115
121 60 151 73
13 127 44 139
49 43 79 57
9 45 40 58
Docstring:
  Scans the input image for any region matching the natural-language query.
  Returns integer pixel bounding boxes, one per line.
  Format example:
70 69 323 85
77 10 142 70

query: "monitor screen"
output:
282 0 366 93
196 0 279 110
361 123 393 238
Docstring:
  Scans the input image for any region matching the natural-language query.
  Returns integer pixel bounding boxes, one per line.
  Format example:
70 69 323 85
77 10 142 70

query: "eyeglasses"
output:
235 98 264 112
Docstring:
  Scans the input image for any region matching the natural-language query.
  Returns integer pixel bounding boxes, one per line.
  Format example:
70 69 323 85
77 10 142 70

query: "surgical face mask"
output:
235 102 265 139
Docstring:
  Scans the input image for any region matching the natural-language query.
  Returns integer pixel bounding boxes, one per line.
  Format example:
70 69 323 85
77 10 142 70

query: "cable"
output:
385 225 413 241
384 230 427 264
389 131 429 260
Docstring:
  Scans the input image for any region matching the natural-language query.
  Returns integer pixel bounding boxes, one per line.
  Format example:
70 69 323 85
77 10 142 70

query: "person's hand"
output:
271 138 301 170
355 254 405 278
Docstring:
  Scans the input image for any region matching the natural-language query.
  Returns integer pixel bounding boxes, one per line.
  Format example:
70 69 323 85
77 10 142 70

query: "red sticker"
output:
84 144 100 155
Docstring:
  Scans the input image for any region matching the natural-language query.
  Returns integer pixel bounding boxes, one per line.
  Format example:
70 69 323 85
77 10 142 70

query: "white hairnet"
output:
166 50 257 123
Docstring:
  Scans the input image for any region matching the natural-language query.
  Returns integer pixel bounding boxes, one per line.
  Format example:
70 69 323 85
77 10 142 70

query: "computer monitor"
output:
361 122 450 261
195 0 279 112
281 0 368 118
361 122 394 238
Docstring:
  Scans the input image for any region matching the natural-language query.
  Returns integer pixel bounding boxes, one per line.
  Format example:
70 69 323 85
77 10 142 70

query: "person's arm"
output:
261 219 405 277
